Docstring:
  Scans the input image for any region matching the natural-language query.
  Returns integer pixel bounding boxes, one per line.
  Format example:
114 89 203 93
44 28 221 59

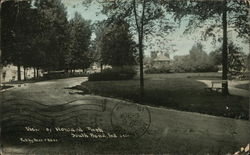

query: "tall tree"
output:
67 12 92 72
100 20 137 67
92 21 108 72
1 0 33 81
34 0 69 71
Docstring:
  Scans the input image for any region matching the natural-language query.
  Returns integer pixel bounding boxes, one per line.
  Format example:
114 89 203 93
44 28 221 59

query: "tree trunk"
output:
23 67 26 81
248 1 250 120
17 64 21 81
133 0 146 104
36 68 39 78
222 0 229 96
139 0 146 103
139 38 144 103
33 68 36 78
0 61 2 86
100 63 103 73
0 4 2 86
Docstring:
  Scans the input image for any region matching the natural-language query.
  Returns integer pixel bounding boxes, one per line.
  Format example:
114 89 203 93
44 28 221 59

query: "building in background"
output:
152 52 171 69
1 65 41 83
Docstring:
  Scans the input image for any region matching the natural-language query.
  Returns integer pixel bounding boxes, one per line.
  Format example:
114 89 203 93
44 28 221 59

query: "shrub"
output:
88 68 136 81
145 65 218 74
43 71 87 80
145 67 174 74
171 64 219 73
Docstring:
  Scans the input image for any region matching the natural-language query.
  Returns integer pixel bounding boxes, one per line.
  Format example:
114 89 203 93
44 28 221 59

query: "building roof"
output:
153 52 170 61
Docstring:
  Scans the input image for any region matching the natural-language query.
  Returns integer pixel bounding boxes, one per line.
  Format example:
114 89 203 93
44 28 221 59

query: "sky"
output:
61 0 249 58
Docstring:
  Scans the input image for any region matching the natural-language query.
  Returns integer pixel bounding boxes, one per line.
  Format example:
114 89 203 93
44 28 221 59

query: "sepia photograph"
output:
0 0 250 154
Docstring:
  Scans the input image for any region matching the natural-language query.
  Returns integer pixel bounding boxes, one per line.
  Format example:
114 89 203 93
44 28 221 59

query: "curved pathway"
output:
198 80 249 97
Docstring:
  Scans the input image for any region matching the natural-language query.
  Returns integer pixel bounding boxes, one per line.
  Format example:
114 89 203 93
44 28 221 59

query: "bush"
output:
171 64 219 73
145 67 174 74
43 71 87 80
88 68 136 81
192 65 219 72
145 65 218 74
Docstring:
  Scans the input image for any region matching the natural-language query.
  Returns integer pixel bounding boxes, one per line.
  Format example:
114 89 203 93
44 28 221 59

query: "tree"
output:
91 0 175 102
2 0 93 80
173 43 216 72
209 42 247 77
67 12 92 72
228 42 246 76
1 0 33 80
100 20 137 68
92 21 107 72
209 49 222 66
189 43 211 71
34 0 69 72
166 0 249 95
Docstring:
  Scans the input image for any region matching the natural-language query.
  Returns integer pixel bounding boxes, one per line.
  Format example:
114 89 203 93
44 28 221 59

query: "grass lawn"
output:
80 73 249 120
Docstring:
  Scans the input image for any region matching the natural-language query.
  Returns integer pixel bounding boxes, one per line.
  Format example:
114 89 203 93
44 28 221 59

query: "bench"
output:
205 80 228 92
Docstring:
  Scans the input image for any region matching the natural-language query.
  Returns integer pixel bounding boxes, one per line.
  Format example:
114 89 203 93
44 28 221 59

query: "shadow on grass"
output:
78 77 249 120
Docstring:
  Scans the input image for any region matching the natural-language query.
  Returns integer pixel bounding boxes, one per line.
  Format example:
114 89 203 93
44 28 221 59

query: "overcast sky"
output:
61 0 249 58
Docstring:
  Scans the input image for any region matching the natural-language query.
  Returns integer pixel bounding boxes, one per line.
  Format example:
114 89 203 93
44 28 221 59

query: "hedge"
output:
88 69 136 81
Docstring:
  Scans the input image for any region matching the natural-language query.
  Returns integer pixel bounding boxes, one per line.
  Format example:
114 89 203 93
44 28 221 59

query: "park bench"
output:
205 80 228 92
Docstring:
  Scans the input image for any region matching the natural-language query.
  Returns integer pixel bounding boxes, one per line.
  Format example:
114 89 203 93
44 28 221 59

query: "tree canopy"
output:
98 20 137 67
66 12 92 71
1 0 93 80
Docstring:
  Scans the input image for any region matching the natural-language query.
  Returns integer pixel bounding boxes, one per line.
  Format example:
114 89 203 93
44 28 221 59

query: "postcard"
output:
0 0 249 154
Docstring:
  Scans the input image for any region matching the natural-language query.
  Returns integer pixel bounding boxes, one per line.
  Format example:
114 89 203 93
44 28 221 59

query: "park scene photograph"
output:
0 0 250 154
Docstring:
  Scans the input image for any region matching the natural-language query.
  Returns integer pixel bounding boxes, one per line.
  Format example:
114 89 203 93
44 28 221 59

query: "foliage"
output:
94 0 176 97
43 71 87 80
1 1 33 66
209 49 222 66
167 0 249 40
172 43 218 72
1 0 93 80
209 42 247 77
99 20 137 67
228 42 247 76
66 12 92 70
166 0 249 95
145 43 219 73
34 0 70 71
91 21 107 66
